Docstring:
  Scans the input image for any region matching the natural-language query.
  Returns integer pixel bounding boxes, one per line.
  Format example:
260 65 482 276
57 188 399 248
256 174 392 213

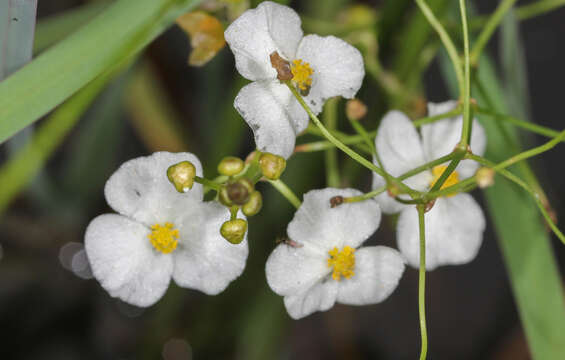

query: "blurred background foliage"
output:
0 0 564 359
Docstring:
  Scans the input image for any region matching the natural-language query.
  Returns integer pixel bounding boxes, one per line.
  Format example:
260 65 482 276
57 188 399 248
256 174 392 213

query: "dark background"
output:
0 0 564 359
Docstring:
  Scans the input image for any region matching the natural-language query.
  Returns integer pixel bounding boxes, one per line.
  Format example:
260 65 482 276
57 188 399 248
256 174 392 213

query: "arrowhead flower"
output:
372 101 487 270
84 152 248 307
225 1 365 159
266 188 405 319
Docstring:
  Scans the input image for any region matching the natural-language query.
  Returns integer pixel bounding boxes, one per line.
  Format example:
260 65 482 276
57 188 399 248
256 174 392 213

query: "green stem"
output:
414 0 464 97
413 106 462 127
343 186 387 204
344 153 456 204
286 82 420 198
469 154 565 244
349 121 376 155
515 0 565 20
495 129 565 170
417 204 428 360
427 152 464 194
476 106 564 141
194 175 221 191
268 179 301 209
459 0 472 147
324 98 340 187
426 129 565 198
469 0 565 29
469 0 518 65
303 125 373 155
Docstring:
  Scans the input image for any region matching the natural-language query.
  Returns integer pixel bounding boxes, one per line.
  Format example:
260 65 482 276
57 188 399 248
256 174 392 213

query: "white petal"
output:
104 152 204 225
234 80 308 158
266 242 329 297
427 100 459 119
283 279 338 319
224 1 303 81
295 34 364 113
372 111 432 214
397 194 486 270
84 214 173 307
376 111 428 179
172 202 248 295
337 246 405 305
287 188 381 251
422 101 487 179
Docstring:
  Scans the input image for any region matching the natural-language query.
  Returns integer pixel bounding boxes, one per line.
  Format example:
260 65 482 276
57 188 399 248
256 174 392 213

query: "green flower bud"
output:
242 191 263 217
167 161 196 193
217 156 245 176
220 219 247 244
259 152 286 180
227 178 254 205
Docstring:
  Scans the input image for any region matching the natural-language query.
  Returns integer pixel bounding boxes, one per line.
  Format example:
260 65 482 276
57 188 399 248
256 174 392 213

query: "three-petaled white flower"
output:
372 101 487 270
85 152 248 307
225 1 365 159
266 188 405 319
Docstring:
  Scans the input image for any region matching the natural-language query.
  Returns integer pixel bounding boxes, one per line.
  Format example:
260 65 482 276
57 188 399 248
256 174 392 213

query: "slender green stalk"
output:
349 121 376 155
414 0 464 96
427 153 463 194
194 176 221 191
469 155 565 244
343 153 456 204
413 106 462 127
495 129 565 170
469 0 518 65
470 0 565 29
294 139 373 155
476 106 564 141
267 179 301 209
458 0 472 148
343 186 387 204
427 129 565 198
417 204 428 360
323 98 340 187
515 0 565 20
286 82 421 198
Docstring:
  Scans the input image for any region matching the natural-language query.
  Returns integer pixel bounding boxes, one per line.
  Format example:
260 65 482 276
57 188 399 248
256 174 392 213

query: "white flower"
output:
225 1 365 159
266 188 405 319
372 101 487 270
84 152 248 307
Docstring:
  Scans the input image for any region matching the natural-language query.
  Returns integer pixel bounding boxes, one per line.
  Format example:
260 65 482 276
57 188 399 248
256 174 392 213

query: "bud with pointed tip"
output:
220 219 247 244
167 161 196 193
218 156 245 176
259 152 286 180
242 191 262 216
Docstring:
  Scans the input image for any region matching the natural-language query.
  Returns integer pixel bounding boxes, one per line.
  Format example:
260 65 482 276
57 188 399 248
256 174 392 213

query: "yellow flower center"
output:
327 246 355 281
148 222 179 254
290 59 314 91
430 165 459 197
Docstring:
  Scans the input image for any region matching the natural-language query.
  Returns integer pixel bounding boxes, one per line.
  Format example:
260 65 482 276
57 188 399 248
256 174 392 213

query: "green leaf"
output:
0 70 112 216
0 0 202 144
33 1 111 54
439 52 565 360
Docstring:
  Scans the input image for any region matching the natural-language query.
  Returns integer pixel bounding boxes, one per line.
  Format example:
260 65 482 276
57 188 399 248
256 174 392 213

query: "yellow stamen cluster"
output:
327 246 356 281
430 165 459 196
148 222 179 254
290 59 313 91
